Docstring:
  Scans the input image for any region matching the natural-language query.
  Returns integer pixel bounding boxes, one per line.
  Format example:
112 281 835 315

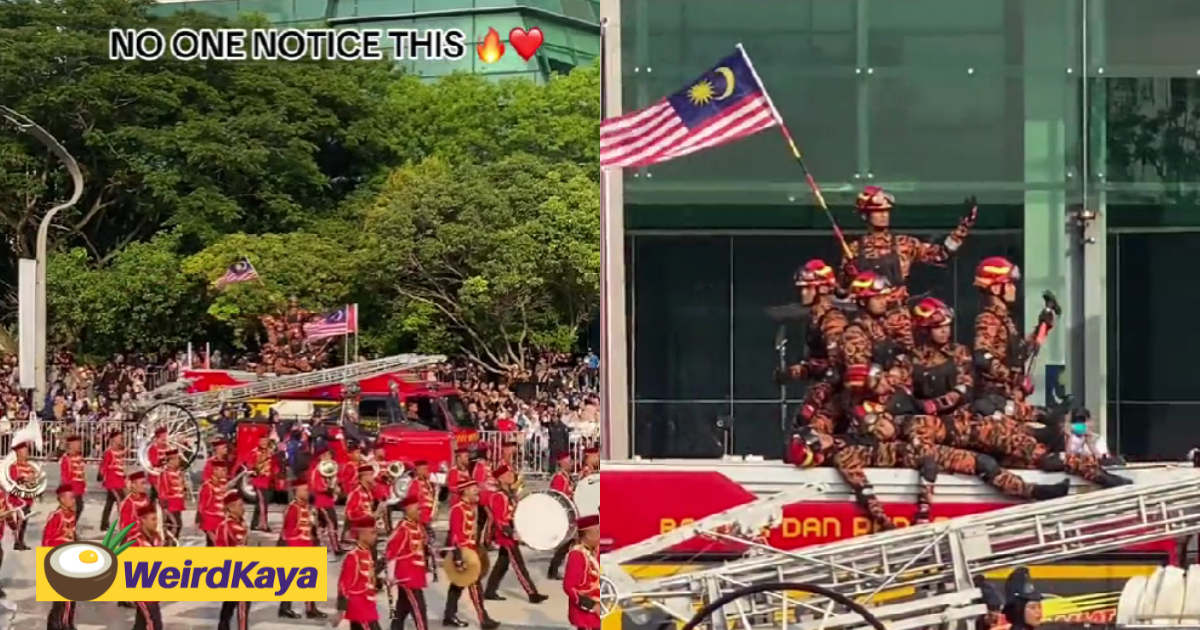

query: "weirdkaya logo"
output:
37 524 326 602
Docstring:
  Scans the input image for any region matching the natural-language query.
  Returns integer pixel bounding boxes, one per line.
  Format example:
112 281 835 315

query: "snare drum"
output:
514 490 577 551
575 473 600 518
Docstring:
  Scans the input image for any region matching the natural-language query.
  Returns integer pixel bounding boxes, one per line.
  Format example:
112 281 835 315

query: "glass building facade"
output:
153 0 601 81
619 0 1200 460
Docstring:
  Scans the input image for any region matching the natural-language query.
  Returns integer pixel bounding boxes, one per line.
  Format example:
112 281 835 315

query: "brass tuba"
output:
388 473 411 507
0 419 47 500
136 436 165 477
385 461 405 479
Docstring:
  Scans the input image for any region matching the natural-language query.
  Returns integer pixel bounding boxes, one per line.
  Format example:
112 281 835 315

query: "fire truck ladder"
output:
605 473 1200 630
138 353 447 416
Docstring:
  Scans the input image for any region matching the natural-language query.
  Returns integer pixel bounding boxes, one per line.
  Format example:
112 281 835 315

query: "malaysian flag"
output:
303 304 358 341
600 47 779 169
214 258 259 288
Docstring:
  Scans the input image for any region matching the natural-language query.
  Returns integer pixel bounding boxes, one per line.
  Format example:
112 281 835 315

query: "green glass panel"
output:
353 0 415 18
476 0 520 7
559 0 596 22
291 0 328 22
571 30 600 56
236 0 292 23
527 20 571 48
474 38 537 73
1105 0 1200 71
1103 77 1200 186
518 0 561 13
472 12 527 40
190 0 241 20
330 0 361 19
413 0 475 11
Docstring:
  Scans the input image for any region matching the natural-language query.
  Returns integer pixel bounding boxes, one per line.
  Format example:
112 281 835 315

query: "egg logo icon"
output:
43 523 133 601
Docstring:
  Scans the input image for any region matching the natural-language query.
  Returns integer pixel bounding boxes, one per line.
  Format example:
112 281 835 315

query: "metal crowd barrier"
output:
1 420 594 473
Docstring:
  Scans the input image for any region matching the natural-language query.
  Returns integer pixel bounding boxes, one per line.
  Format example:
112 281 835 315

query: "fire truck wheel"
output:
138 402 205 468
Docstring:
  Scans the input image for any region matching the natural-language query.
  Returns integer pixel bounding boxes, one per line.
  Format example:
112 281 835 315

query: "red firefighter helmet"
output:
787 426 824 468
794 259 838 288
912 297 954 328
848 271 893 299
855 186 894 213
974 256 1021 289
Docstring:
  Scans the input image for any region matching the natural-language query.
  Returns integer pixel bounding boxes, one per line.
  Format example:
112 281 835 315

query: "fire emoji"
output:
477 27 505 64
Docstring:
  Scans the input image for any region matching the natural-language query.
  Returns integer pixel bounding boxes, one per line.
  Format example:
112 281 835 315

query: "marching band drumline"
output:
1 427 604 630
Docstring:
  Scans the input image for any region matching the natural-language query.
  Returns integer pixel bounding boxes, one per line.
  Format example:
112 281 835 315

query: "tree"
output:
357 154 599 373
0 0 397 277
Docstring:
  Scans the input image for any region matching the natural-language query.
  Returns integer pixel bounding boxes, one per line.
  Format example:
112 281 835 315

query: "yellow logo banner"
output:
36 546 327 602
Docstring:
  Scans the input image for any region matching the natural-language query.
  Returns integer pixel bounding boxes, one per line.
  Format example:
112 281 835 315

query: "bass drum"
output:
514 490 576 552
575 473 600 518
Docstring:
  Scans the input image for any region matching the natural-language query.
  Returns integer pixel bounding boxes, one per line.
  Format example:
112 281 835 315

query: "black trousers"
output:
47 601 75 630
252 488 270 530
218 601 250 630
164 510 181 544
445 582 489 623
132 602 162 630
548 539 571 577
392 587 428 630
316 506 341 550
484 544 539 597
100 489 122 530
75 493 84 522
13 505 30 546
350 623 382 630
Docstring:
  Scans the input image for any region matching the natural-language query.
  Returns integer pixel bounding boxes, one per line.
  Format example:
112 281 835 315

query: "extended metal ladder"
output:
138 353 446 415
607 472 1200 630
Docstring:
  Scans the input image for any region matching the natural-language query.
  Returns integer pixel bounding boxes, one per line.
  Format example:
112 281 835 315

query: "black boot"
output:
442 617 468 628
529 593 548 604
481 618 500 630
278 602 301 619
306 606 327 619
1096 471 1133 488
1030 478 1071 501
484 591 506 601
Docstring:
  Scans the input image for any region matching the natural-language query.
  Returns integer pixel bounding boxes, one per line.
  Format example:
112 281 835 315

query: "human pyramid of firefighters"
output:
782 186 1131 530
0 424 604 630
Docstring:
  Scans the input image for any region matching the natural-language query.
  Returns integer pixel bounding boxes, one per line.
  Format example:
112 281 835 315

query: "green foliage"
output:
5 0 601 364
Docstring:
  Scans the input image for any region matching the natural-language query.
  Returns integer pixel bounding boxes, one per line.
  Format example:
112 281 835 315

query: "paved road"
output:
4 476 569 630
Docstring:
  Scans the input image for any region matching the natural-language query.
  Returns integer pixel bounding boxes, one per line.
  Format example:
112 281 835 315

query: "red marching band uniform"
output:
59 435 86 513
444 479 496 629
100 429 127 531
157 449 186 544
249 439 278 532
118 471 152 544
385 496 430 630
343 464 376 542
563 514 603 630
197 462 228 546
278 477 326 619
215 492 252 630
308 446 342 551
446 446 471 506
43 484 78 630
7 438 38 549
202 438 232 481
483 463 545 602
548 451 576 579
132 505 165 630
337 517 381 630
144 427 169 498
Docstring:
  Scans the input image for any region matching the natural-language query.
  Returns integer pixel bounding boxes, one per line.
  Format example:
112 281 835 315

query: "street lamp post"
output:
1 106 84 412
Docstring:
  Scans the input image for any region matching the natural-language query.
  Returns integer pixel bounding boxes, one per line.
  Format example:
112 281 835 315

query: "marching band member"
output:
339 443 364 499
197 461 228 546
215 492 252 630
335 516 381 630
547 451 575 580
7 436 37 550
100 429 127 531
118 471 152 544
43 484 77 630
202 438 232 482
471 443 494 488
145 427 169 503
344 464 376 547
385 495 429 630
483 463 547 604
131 505 164 630
580 446 600 477
0 487 11 597
563 514 602 630
499 440 520 473
308 445 342 552
250 435 277 532
157 449 186 545
406 460 438 583
471 444 494 547
446 446 471 506
59 435 86 519
278 477 327 620
373 450 396 533
443 479 499 630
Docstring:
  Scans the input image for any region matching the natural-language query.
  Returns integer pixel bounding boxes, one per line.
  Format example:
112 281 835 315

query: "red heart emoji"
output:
508 27 544 61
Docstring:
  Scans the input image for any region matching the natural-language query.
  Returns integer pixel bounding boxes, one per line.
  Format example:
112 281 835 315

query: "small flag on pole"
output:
214 258 259 288
303 304 358 341
600 47 780 169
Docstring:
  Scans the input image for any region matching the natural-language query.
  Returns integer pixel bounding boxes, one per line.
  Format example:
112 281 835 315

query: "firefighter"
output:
790 426 1070 531
59 435 86 520
279 477 326 619
563 514 602 630
840 271 914 425
131 505 164 630
43 484 77 630
307 444 342 553
911 297 974 416
215 492 251 630
547 451 576 580
385 495 430 630
1003 567 1045 630
444 479 499 629
335 517 381 630
197 461 228 547
972 256 1056 419
156 449 186 545
99 429 127 531
777 259 849 433
842 185 976 304
483 463 549 604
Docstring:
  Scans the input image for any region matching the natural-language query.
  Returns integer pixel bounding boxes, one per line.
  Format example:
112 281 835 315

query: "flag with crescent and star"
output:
600 47 779 169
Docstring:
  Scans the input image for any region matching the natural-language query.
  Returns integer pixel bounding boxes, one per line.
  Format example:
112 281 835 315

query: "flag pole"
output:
351 303 359 362
735 44 852 260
